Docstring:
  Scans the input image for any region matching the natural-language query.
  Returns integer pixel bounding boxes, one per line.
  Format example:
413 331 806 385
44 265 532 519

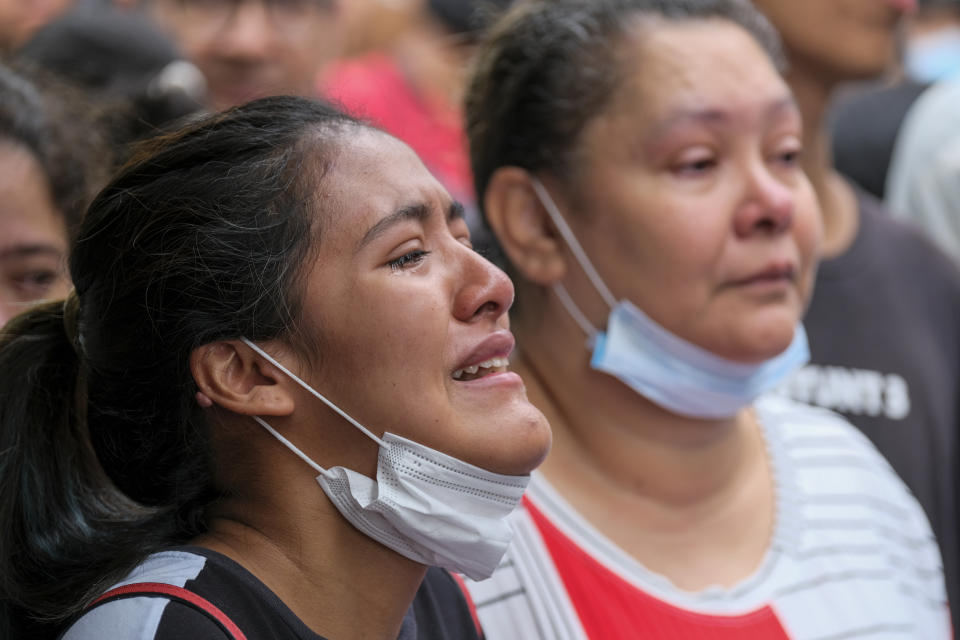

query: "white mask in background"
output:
529 177 809 420
240 338 529 581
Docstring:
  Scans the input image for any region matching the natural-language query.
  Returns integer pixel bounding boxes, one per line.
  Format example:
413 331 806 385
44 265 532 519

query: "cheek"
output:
325 289 447 380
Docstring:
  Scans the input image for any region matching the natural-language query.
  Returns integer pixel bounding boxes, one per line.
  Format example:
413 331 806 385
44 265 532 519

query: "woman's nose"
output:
734 162 795 237
452 244 515 323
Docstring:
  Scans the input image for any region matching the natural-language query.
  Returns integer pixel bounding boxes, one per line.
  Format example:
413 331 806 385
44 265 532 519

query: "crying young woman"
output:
0 97 552 640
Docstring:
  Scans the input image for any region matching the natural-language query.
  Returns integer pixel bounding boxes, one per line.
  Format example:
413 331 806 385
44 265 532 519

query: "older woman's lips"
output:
730 264 796 288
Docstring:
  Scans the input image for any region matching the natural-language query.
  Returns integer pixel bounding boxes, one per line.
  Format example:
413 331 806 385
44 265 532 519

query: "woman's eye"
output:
673 156 717 176
775 148 802 167
15 270 58 296
387 250 430 272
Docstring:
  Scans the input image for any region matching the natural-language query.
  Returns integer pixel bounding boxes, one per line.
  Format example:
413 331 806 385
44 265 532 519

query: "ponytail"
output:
0 300 167 637
0 97 368 638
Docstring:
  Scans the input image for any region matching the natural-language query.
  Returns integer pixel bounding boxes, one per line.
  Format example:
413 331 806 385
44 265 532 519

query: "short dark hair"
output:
466 0 785 210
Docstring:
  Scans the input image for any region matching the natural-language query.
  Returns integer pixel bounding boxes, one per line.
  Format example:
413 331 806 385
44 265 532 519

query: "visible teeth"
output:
452 356 510 380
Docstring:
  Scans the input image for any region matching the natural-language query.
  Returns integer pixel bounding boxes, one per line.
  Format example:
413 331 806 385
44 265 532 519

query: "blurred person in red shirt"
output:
320 0 511 235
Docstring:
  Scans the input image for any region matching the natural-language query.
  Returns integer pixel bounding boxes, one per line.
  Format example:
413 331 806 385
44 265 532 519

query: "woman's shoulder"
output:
755 393 937 536
757 392 899 464
756 394 948 622
757 394 944 563
61 548 326 640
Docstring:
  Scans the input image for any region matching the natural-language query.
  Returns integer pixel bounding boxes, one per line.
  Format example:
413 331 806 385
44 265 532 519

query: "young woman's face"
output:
0 143 70 327
561 19 821 364
296 130 550 475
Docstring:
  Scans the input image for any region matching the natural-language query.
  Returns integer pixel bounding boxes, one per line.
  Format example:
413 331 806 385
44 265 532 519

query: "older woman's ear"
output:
190 341 296 417
483 167 568 286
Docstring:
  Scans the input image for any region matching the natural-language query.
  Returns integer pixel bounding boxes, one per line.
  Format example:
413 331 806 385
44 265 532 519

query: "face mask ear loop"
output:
241 337 387 448
529 176 618 310
251 415 335 479
552 283 599 349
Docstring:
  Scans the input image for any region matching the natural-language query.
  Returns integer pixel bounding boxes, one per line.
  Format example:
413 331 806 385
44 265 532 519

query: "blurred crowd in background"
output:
3 0 960 309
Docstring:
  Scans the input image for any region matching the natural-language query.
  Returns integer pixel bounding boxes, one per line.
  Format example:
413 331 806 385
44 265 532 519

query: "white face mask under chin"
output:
240 338 529 581
529 177 809 420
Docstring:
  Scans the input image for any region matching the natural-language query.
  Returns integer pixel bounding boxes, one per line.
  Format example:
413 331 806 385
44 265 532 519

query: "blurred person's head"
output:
18 4 206 162
752 0 918 84
150 0 342 111
467 0 821 372
0 0 74 52
0 63 109 327
427 0 512 40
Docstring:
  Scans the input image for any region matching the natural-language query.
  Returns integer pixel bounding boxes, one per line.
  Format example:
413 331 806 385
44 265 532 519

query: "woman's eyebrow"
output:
357 200 466 251
0 244 63 261
357 203 430 251
645 95 798 144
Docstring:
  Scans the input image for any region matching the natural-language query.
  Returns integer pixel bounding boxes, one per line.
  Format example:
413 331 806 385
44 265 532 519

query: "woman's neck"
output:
194 463 425 640
513 301 775 590
516 351 757 510
787 61 860 259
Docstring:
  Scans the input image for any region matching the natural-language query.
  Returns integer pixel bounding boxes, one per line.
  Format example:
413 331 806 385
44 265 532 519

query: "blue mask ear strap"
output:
552 283 599 348
530 176 618 309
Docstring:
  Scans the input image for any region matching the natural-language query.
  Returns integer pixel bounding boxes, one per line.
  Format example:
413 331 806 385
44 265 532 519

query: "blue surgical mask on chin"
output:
529 177 809 420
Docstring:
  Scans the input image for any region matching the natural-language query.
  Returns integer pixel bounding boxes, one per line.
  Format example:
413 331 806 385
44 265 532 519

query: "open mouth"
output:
452 357 509 382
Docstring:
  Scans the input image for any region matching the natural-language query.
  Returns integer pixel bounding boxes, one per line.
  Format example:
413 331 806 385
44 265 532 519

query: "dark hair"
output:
428 0 513 38
0 96 367 637
465 0 785 207
0 61 112 240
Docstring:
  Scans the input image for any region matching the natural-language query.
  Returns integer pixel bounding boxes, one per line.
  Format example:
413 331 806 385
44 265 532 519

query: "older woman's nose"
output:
734 163 795 237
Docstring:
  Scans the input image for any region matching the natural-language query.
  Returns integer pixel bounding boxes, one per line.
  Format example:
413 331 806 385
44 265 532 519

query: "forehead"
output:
610 18 789 119
318 130 450 240
0 143 66 250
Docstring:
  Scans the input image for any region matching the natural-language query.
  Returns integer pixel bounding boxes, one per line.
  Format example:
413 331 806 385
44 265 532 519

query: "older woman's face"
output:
563 19 821 363
0 143 70 327
294 130 550 475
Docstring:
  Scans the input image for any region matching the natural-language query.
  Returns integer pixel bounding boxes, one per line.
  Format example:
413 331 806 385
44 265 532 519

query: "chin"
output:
716 318 799 363
480 406 553 476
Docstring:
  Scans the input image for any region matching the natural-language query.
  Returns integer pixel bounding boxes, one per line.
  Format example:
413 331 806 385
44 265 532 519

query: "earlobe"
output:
190 341 295 417
484 168 567 286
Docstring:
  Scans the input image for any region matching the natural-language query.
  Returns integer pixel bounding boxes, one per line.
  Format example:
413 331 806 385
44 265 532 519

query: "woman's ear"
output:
190 340 295 417
484 167 567 286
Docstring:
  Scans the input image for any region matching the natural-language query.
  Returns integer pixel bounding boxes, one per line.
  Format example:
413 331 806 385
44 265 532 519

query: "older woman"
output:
0 96 551 639
462 0 949 638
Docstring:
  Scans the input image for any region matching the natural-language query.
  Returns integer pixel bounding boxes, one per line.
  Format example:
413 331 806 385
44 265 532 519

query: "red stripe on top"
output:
92 582 247 640
525 499 790 640
450 571 485 638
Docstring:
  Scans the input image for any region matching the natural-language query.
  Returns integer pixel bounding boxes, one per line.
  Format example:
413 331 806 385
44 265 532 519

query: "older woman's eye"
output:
674 157 717 176
670 146 718 176
388 250 430 272
776 148 802 166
